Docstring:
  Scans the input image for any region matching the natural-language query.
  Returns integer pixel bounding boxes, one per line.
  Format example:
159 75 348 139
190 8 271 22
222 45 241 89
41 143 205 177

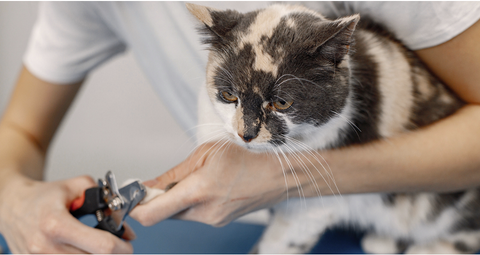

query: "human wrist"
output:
261 152 294 202
0 168 20 198
0 169 29 232
0 169 30 205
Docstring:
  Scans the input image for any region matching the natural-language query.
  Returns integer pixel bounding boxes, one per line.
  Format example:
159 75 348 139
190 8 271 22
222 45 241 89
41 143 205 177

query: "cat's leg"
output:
255 199 339 254
361 233 407 254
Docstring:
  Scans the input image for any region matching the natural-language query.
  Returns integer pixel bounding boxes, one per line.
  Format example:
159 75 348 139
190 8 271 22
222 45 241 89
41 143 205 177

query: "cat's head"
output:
188 3 359 151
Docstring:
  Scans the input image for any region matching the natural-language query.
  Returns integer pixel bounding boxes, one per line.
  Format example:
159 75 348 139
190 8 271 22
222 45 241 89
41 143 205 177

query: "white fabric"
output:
323 1 480 50
24 2 480 132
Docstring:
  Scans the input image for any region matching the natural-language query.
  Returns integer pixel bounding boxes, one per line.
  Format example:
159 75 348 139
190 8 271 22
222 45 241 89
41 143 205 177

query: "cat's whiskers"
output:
186 74 206 83
331 110 361 133
198 138 235 213
210 138 233 173
191 128 229 152
285 138 338 197
196 130 229 147
274 74 327 93
188 134 230 174
330 110 361 140
280 143 325 209
273 77 301 90
170 125 227 168
282 139 328 197
276 146 307 210
283 136 342 199
281 142 321 193
283 137 337 187
274 73 295 84
176 123 225 148
189 137 227 171
271 146 290 209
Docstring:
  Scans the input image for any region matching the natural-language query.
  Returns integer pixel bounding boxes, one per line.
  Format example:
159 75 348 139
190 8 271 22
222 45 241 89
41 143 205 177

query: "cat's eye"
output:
273 100 293 110
221 91 238 102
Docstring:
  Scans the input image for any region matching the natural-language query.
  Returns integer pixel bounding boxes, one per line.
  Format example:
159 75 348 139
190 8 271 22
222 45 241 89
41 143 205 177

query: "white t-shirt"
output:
24 2 480 132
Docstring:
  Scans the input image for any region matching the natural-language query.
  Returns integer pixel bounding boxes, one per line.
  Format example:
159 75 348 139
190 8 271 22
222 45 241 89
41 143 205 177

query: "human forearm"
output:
291 19 480 198
0 123 46 183
289 104 480 197
0 66 81 189
131 104 480 226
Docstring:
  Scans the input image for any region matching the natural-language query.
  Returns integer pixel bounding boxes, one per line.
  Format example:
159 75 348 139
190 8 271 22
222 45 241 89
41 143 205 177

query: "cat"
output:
186 3 480 254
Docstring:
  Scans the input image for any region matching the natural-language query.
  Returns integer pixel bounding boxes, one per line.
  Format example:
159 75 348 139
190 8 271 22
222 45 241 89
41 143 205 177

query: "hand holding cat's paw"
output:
129 142 287 227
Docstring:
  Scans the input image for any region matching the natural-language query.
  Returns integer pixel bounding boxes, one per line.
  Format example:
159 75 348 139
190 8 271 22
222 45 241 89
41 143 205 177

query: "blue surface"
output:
0 233 9 254
126 217 265 253
0 216 365 254
311 227 365 254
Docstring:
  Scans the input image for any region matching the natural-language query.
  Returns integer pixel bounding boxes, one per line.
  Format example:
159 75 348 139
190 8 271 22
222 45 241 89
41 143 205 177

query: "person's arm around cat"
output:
0 67 135 253
326 18 480 194
130 19 480 226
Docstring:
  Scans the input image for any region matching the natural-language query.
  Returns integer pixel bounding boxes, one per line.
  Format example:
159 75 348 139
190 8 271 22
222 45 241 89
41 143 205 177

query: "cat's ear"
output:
312 14 360 63
186 3 243 44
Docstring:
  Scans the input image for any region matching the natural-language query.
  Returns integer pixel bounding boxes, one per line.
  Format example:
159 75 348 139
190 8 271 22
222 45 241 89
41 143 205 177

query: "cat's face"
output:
188 4 359 151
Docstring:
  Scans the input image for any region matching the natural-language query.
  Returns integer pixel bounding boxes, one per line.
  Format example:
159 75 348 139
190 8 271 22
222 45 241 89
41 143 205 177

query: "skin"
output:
0 17 478 254
129 19 480 226
0 68 135 253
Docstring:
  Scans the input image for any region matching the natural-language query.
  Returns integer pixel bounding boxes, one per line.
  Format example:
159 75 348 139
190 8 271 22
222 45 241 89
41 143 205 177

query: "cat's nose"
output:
239 133 257 143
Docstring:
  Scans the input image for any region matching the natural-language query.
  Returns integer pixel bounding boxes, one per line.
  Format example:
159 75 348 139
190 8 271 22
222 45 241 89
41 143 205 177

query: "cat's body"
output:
188 3 480 253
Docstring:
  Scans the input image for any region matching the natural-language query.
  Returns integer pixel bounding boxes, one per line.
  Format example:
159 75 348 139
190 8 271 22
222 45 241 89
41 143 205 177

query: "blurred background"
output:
0 2 194 184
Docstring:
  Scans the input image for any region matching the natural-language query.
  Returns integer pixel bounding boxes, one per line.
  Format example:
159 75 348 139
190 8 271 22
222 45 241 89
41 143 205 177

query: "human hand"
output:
0 174 135 253
130 142 293 227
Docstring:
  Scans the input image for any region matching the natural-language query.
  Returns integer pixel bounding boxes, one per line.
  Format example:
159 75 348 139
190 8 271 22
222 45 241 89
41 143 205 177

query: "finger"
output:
130 179 197 226
150 163 191 190
25 240 88 254
62 175 97 201
57 212 133 254
121 221 137 241
152 144 212 189
52 243 88 254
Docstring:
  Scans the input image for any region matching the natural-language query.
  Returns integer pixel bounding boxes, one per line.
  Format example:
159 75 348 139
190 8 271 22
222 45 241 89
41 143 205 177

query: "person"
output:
1 1 480 253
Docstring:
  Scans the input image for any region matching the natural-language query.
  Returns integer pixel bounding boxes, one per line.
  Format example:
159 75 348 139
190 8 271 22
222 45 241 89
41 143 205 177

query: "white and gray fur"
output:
187 3 479 254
